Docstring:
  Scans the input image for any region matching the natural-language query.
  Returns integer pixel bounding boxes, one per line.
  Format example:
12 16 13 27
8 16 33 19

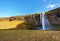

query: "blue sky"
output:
0 0 60 17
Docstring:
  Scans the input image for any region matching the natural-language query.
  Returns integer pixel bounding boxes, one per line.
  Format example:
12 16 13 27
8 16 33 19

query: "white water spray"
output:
40 12 51 30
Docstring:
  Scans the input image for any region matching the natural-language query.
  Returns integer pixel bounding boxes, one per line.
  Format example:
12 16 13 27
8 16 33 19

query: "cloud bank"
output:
45 4 56 9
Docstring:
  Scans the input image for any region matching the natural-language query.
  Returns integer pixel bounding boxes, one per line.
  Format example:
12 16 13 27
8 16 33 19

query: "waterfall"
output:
40 12 51 30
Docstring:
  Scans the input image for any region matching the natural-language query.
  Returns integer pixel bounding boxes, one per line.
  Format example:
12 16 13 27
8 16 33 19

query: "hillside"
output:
0 13 41 29
0 7 60 29
46 7 60 26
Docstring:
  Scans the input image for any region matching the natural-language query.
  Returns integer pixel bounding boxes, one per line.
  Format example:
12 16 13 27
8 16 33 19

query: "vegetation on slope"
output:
0 20 24 29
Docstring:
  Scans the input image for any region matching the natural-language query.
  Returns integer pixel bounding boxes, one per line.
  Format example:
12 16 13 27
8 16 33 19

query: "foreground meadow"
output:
0 30 60 41
0 20 60 41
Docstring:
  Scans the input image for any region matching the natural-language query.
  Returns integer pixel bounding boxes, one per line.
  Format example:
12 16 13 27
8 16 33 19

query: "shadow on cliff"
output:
15 22 60 30
0 21 60 31
15 21 41 30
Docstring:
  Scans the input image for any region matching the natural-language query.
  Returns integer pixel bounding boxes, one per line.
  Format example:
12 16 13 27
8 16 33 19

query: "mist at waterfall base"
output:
37 13 59 30
40 13 51 30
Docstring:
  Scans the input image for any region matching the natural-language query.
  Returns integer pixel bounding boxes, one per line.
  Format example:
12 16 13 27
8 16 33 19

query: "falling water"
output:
40 12 51 30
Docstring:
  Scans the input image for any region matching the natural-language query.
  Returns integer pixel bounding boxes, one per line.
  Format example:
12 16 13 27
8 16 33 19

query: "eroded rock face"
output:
0 13 60 26
0 17 9 21
46 14 60 26
0 7 60 26
25 14 41 26
24 7 60 26
46 7 60 26
0 16 25 21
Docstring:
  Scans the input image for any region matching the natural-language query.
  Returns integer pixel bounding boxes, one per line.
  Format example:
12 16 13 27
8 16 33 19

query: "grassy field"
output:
0 30 60 41
0 20 60 41
0 20 24 29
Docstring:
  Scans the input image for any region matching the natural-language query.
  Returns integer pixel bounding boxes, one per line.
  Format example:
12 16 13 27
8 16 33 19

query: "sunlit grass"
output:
0 20 25 29
0 30 60 41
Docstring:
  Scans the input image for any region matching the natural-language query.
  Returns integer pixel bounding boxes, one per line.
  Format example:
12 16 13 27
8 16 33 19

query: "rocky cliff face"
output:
0 7 60 26
25 14 41 26
46 7 60 26
24 7 60 26
0 16 25 21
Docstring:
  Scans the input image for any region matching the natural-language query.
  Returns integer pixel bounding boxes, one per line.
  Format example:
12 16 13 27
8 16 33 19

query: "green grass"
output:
52 26 60 30
0 30 60 41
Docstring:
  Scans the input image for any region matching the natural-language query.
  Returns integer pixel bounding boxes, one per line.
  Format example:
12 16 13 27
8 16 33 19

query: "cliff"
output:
0 7 60 29
46 7 60 26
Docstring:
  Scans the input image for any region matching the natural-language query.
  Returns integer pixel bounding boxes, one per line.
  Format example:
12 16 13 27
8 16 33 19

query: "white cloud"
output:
45 4 56 9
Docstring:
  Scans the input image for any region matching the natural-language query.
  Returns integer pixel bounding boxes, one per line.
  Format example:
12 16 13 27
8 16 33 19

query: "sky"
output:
0 0 60 17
